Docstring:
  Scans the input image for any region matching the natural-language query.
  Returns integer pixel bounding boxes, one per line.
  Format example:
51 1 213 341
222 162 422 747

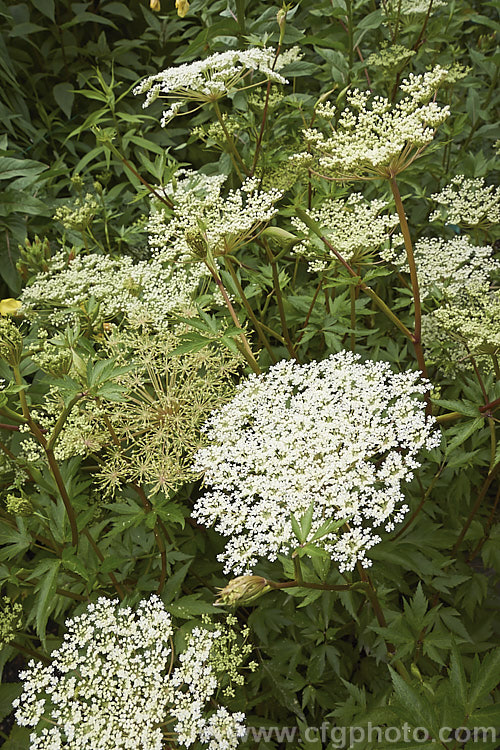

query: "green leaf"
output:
300 503 314 540
1 725 32 750
0 157 47 182
467 647 500 712
449 642 468 711
166 595 221 619
0 190 50 217
0 521 31 561
433 399 479 417
34 559 61 647
290 511 303 543
445 417 484 456
0 682 22 721
31 0 55 21
309 518 346 542
53 82 74 119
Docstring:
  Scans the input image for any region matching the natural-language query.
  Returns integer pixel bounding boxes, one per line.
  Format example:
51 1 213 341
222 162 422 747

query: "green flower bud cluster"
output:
0 596 22 647
366 43 415 70
5 492 33 516
203 614 258 699
17 235 51 283
31 345 72 377
54 194 99 232
0 318 23 367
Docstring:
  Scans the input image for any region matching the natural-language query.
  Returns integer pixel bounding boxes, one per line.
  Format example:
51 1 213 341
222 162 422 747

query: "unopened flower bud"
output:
216 575 270 606
175 0 189 17
277 7 287 43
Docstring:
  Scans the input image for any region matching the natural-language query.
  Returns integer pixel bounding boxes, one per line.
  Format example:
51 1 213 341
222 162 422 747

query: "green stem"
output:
294 207 413 340
83 528 125 599
349 282 356 351
435 411 463 423
391 464 444 540
0 405 26 424
346 0 354 76
45 451 79 548
295 278 323 346
205 261 261 374
13 365 79 547
224 257 277 362
292 555 303 583
451 468 498 557
266 579 355 591
213 101 250 179
262 240 298 360
46 394 85 452
250 41 282 175
389 177 428 380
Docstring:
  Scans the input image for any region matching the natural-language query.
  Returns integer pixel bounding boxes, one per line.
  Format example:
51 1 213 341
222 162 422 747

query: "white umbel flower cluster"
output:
383 235 499 298
382 0 447 15
134 47 299 126
14 596 245 750
20 250 206 333
193 351 439 575
429 175 500 228
299 66 452 179
291 193 402 271
148 170 282 260
424 287 500 368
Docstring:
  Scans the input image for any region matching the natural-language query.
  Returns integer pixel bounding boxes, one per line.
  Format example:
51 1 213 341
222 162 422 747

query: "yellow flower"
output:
150 0 161 10
175 0 190 17
0 299 21 316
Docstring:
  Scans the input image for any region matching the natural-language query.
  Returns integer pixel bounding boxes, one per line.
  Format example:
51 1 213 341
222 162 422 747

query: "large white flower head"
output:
193 351 439 575
298 66 454 180
134 47 299 126
14 596 245 750
291 192 402 271
383 235 499 299
424 287 500 373
430 175 500 229
148 170 282 261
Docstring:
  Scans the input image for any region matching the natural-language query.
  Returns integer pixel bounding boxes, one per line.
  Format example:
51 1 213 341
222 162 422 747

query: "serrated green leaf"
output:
449 642 468 711
35 559 61 647
445 417 484 455
467 648 500 712
0 682 22 721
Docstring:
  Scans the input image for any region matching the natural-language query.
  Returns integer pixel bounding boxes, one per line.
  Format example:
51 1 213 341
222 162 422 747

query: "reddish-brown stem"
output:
451 469 498 557
480 396 500 414
82 528 125 599
295 279 323 346
251 43 282 175
467 484 500 561
391 465 444 541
